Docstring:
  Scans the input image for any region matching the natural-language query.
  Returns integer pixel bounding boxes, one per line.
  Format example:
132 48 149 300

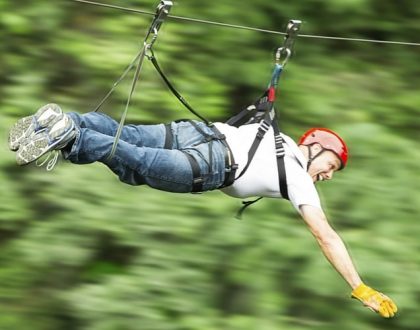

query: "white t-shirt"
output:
214 122 321 213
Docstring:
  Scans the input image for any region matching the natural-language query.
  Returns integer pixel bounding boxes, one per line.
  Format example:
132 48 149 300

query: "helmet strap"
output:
306 145 325 171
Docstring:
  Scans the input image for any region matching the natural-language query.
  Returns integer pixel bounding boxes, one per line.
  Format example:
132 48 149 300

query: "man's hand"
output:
351 283 398 318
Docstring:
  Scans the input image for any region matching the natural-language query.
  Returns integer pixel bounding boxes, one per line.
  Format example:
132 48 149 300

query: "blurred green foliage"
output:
0 0 419 329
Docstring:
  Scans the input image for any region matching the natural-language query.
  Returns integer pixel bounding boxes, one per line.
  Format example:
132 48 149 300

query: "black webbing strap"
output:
164 120 237 193
186 120 239 190
226 90 270 127
164 121 203 192
225 104 257 127
235 111 273 180
272 119 289 200
149 53 211 125
163 123 173 149
209 125 238 188
234 118 289 219
164 121 204 193
183 151 204 193
235 197 263 219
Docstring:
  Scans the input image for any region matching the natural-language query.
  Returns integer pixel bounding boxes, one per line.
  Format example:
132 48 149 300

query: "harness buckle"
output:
256 128 265 139
193 177 204 184
226 163 239 172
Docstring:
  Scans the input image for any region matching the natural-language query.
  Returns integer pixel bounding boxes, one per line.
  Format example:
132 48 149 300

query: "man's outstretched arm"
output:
299 205 397 318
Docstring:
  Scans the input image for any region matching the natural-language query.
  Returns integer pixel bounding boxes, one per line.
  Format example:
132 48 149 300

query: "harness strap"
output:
163 123 173 149
235 111 274 181
272 120 289 200
234 114 289 219
165 121 237 192
164 122 204 192
225 104 258 127
209 125 238 188
183 151 204 192
149 52 211 125
226 90 271 127
235 197 263 219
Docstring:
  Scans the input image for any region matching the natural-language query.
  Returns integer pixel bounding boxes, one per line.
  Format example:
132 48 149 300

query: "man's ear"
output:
311 143 323 153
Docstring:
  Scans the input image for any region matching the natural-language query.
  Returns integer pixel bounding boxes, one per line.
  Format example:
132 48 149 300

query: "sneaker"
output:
16 114 76 166
8 103 64 151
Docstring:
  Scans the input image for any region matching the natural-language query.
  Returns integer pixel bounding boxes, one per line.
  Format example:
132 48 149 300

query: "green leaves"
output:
0 0 419 329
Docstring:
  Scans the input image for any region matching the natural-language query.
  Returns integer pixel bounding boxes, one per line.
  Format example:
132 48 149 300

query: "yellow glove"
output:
351 283 398 318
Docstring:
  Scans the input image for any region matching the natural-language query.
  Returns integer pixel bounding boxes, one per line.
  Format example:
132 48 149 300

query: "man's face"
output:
307 145 341 183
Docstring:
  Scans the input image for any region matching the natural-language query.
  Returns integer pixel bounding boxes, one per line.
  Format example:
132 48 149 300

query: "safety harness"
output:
90 1 302 216
162 119 237 193
224 63 290 217
150 18 303 217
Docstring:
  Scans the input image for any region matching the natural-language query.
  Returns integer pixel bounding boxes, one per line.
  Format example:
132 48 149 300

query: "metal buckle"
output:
226 164 238 172
257 127 266 139
193 177 204 183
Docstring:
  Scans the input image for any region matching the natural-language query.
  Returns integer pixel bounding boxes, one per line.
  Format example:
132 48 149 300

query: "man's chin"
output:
313 174 324 183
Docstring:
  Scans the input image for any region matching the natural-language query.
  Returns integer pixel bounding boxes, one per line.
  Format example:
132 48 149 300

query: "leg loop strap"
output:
163 123 173 149
183 151 204 193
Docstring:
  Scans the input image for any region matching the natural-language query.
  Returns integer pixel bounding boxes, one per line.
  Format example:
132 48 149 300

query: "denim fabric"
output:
64 112 227 193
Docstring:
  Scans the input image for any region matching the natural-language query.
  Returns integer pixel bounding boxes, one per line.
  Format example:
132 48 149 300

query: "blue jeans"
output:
64 112 227 193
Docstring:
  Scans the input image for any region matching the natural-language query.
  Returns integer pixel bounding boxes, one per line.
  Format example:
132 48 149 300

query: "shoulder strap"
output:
236 110 289 198
226 90 270 127
271 117 289 200
235 110 274 180
234 115 289 219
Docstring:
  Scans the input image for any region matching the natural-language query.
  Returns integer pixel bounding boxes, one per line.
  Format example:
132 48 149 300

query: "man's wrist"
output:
351 283 368 296
351 281 364 291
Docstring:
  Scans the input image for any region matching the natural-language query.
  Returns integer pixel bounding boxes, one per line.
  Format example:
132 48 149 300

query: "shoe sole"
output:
8 103 63 151
16 120 75 166
8 116 36 151
16 135 50 165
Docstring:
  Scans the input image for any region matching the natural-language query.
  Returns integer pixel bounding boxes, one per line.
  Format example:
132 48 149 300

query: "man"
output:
8 103 398 318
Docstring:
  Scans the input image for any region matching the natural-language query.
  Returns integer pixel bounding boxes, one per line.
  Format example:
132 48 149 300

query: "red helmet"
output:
299 128 348 169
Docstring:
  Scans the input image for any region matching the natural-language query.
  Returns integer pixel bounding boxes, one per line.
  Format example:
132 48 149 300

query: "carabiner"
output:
275 47 291 66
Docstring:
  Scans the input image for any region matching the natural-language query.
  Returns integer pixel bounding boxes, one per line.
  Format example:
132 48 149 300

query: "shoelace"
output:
36 150 59 171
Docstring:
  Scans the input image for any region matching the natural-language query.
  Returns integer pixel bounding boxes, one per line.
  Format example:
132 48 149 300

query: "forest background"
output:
0 1 419 329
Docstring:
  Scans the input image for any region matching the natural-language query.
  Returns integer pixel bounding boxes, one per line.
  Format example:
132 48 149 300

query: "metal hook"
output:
150 1 173 33
283 20 302 51
275 19 301 66
275 47 291 66
145 0 173 48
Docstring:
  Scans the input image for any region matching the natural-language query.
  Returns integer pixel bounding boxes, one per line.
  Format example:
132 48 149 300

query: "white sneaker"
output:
16 114 76 166
8 103 64 151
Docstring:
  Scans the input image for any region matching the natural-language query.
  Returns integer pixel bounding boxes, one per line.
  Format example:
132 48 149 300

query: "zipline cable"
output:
72 0 420 47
